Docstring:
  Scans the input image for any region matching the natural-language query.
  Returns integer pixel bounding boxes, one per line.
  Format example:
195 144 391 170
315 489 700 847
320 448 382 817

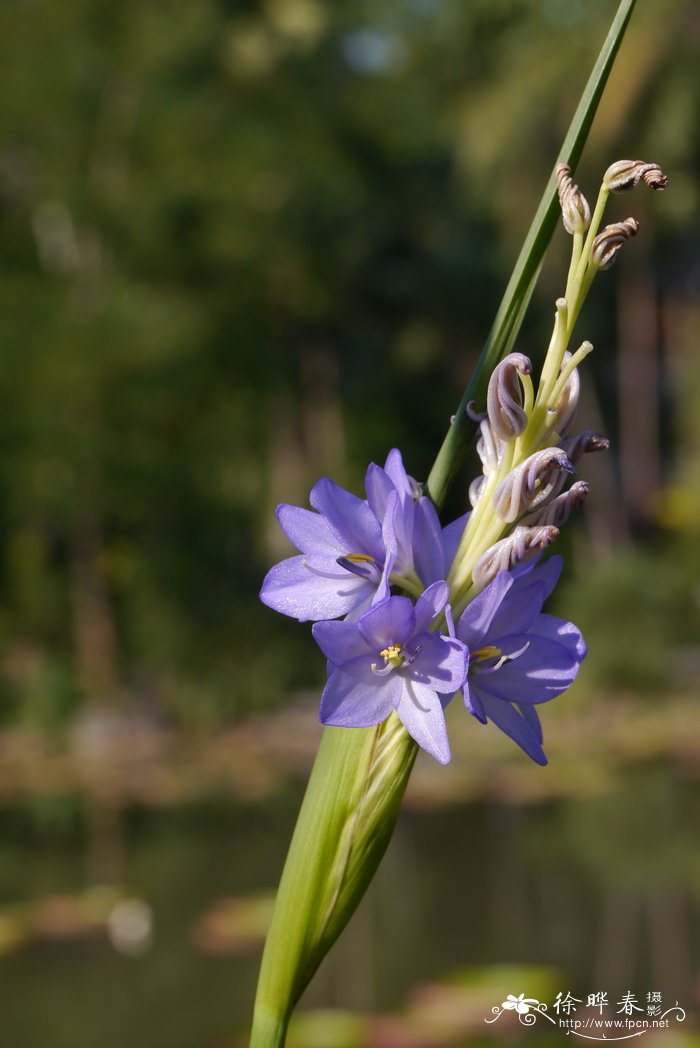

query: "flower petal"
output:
529 612 587 660
357 595 416 650
310 477 384 561
395 679 451 764
320 663 400 727
364 463 394 523
413 580 449 634
486 578 548 636
276 504 342 555
260 556 372 621
414 499 445 586
456 570 513 648
464 681 486 722
441 512 469 573
476 688 548 765
475 632 580 704
312 620 369 666
383 448 414 498
408 633 468 693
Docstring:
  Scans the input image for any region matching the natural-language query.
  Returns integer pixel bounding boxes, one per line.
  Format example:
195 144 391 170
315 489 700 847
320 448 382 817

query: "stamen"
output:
336 554 382 583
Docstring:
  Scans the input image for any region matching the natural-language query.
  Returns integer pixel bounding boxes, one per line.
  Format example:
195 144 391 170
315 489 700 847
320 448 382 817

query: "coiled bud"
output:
559 430 610 465
556 163 591 234
473 525 559 589
591 218 639 270
603 159 669 193
486 353 532 441
522 480 590 528
493 447 575 523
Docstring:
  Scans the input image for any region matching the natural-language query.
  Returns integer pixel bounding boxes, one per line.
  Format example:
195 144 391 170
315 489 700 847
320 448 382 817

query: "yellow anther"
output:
344 553 376 563
473 645 502 663
380 643 404 665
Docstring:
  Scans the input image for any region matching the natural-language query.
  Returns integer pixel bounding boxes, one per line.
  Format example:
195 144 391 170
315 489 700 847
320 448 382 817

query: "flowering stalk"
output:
250 6 664 1044
251 719 417 1048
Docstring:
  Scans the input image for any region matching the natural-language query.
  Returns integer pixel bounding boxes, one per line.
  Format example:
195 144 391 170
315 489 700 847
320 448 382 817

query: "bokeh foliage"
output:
0 0 698 728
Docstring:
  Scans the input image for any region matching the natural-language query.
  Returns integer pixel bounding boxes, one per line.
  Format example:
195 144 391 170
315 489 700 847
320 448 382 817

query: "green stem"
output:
250 720 417 1047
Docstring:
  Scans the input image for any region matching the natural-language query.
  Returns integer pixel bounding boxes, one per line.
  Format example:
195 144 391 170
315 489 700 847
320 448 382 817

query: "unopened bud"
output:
469 475 485 509
603 159 669 193
556 163 591 234
493 447 575 523
473 525 559 589
522 480 590 528
553 351 581 437
476 419 502 475
559 430 610 465
591 217 639 270
487 352 532 441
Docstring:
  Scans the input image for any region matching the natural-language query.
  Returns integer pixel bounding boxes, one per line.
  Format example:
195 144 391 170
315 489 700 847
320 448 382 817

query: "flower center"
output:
471 640 531 674
472 644 502 663
371 639 420 677
379 643 404 667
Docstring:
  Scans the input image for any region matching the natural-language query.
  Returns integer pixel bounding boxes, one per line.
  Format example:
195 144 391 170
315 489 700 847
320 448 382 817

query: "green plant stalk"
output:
250 716 417 1048
425 0 637 511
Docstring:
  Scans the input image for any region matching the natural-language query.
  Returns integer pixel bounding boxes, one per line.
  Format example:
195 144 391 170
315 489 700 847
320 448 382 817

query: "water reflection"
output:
0 766 697 1047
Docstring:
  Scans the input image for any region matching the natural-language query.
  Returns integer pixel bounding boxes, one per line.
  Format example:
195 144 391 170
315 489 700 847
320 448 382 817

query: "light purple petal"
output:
408 633 468 693
382 489 414 577
383 448 414 498
395 679 451 764
529 613 587 660
320 664 400 727
364 463 394 523
260 556 372 621
487 578 548 637
464 681 486 722
312 619 370 666
476 690 547 764
276 504 341 555
413 580 449 634
414 499 445 586
309 478 384 561
357 595 416 650
441 512 469 573
517 703 543 743
512 554 562 600
456 571 513 649
475 633 580 704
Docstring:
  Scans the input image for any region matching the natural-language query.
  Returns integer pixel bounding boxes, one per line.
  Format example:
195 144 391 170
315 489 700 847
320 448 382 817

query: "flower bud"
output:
552 351 581 438
473 525 559 589
486 352 532 441
522 480 590 528
591 218 639 270
469 474 485 509
556 163 591 234
559 430 610 465
493 447 575 524
476 419 502 475
603 159 669 193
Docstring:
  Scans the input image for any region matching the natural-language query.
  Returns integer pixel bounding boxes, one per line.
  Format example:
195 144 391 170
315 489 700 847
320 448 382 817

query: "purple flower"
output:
455 556 585 765
260 449 447 622
313 582 468 764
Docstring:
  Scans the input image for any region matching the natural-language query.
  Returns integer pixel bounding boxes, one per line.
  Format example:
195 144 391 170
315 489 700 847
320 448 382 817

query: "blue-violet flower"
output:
313 581 468 764
455 557 585 765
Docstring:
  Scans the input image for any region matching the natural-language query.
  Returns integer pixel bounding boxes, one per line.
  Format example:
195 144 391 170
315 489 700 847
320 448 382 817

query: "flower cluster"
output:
259 157 667 766
261 447 584 765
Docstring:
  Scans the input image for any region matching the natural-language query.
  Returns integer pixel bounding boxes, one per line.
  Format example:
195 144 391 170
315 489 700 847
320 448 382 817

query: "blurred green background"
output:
0 0 699 1045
